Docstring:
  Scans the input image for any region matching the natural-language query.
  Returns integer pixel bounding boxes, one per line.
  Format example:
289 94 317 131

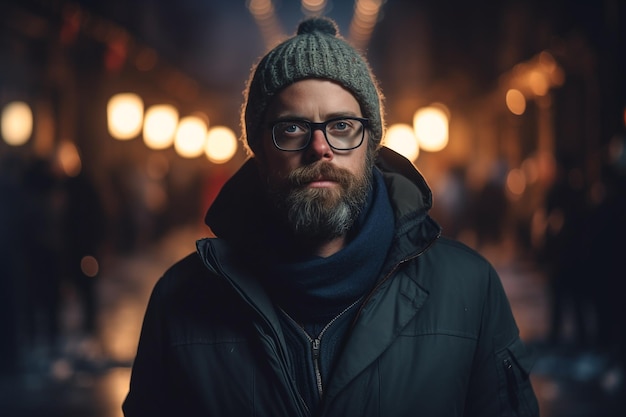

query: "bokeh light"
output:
80 255 99 277
506 168 526 197
56 140 82 177
529 70 549 97
506 89 526 115
302 0 326 14
349 0 384 49
382 123 419 161
205 126 238 164
143 104 178 150
1 101 33 146
174 115 208 158
107 93 144 140
413 105 449 152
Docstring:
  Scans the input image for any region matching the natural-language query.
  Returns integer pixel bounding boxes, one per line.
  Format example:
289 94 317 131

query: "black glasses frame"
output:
269 116 369 152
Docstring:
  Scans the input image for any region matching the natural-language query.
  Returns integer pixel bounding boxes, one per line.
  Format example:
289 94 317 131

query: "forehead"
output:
266 79 362 119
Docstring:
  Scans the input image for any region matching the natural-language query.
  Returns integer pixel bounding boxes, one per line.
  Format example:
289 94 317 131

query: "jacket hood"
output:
204 146 435 247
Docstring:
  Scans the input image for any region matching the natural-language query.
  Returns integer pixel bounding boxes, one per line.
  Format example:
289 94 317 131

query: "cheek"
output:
260 151 301 185
261 136 296 167
345 149 369 177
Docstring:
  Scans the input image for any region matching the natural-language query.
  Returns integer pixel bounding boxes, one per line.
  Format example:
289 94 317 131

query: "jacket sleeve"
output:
464 266 540 417
122 276 173 417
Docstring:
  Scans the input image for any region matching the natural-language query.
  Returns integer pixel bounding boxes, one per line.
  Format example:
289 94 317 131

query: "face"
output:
258 79 374 241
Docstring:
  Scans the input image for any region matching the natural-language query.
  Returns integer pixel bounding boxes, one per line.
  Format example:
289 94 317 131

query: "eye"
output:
334 120 349 129
284 124 299 133
328 119 355 135
276 121 308 136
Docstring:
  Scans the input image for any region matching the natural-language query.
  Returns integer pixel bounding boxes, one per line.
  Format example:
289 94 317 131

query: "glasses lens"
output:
325 118 365 150
273 121 310 150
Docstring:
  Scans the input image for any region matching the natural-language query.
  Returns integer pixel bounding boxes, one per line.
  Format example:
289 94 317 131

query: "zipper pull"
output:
503 358 519 410
311 338 324 397
312 338 321 361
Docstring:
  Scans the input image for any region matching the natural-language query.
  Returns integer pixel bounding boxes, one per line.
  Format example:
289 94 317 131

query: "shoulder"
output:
165 252 208 278
428 236 494 273
412 236 502 302
149 252 238 312
156 252 208 292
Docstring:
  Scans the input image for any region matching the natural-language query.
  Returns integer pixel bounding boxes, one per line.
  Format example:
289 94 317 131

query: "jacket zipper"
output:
306 298 361 399
281 298 362 400
311 338 323 397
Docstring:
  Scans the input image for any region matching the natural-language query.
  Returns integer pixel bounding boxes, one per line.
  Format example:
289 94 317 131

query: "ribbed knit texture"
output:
243 17 384 155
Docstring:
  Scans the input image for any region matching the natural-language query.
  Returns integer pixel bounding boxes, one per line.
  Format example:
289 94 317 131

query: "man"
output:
123 17 539 416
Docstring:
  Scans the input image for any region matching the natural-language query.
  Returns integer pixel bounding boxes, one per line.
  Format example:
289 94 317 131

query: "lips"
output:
305 177 338 188
311 175 336 183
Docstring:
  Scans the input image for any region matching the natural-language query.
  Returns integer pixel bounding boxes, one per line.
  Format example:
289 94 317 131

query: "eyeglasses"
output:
269 117 369 151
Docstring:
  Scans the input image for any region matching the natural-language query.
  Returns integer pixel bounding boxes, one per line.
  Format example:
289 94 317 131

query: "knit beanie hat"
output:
242 17 385 156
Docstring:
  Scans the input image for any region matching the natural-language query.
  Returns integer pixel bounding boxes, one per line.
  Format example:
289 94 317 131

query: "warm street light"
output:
174 115 208 158
205 126 237 164
143 104 178 150
413 105 449 152
383 123 419 161
1 101 33 146
107 93 144 140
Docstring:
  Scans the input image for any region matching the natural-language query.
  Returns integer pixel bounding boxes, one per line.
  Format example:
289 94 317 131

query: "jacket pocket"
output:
495 338 539 417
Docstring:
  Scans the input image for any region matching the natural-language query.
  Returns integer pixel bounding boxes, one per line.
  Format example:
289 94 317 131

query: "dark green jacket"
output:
123 148 539 417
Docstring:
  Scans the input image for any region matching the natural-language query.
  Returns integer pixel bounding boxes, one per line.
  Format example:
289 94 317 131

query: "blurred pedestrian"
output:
542 157 591 348
0 155 26 376
61 170 107 338
22 158 65 358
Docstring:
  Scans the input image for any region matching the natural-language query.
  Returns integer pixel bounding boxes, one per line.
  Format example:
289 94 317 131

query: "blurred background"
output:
0 0 624 416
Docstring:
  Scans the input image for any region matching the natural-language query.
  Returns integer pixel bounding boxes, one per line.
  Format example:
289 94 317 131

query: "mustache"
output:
287 162 354 187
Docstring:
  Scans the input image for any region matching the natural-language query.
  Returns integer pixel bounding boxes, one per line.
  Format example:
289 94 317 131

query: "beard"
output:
267 160 373 242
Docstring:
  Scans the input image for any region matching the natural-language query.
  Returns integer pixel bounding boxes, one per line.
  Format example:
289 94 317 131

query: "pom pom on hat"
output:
242 17 385 156
297 17 338 36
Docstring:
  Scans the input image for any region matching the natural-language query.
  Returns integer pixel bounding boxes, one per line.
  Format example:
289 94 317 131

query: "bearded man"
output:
123 17 539 417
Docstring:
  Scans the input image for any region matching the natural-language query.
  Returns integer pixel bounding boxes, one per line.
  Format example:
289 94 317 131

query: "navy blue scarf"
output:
259 168 395 325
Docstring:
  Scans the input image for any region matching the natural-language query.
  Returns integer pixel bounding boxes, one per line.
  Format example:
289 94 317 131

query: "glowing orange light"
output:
506 89 526 115
57 140 82 177
205 126 238 164
2 101 33 146
107 93 144 140
143 104 178 150
506 168 526 196
413 105 449 152
174 115 208 158
302 0 326 13
248 0 273 18
528 70 549 96
382 123 419 161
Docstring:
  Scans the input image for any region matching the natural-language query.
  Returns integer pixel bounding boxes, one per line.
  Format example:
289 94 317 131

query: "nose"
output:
304 128 333 163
